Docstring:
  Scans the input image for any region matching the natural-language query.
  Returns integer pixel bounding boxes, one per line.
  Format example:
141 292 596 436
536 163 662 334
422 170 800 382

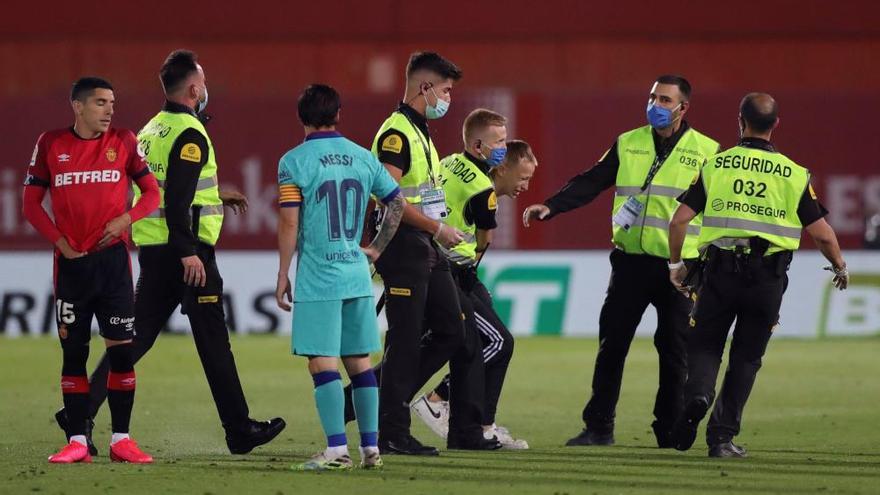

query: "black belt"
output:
706 243 791 277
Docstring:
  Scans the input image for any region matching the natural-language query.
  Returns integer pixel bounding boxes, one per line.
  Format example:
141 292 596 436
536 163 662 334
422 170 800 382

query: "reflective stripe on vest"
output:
144 204 225 219
702 217 802 239
639 214 701 236
371 111 441 204
611 125 720 258
615 184 688 198
155 176 218 190
698 145 808 254
438 153 494 264
132 111 224 247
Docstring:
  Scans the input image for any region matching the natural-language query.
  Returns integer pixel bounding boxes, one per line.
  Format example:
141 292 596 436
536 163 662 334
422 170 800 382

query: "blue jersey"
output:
278 131 399 302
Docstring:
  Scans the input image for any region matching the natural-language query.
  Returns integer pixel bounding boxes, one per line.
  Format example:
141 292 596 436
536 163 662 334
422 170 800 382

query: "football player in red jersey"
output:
22 77 160 463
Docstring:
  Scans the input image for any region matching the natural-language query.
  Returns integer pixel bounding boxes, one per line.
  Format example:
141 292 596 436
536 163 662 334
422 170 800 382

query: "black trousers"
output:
85 243 251 429
344 266 488 439
434 278 514 426
439 287 486 439
582 249 691 433
374 226 466 440
685 250 787 445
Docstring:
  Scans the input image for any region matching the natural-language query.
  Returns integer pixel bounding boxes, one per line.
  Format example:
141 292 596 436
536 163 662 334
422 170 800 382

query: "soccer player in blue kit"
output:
275 84 405 470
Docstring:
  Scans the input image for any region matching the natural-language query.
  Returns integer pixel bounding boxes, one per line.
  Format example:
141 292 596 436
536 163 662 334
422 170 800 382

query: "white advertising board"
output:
0 250 877 338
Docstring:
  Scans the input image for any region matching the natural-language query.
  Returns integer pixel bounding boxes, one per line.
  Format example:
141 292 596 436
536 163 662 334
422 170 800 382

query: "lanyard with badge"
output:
401 112 447 220
612 140 674 231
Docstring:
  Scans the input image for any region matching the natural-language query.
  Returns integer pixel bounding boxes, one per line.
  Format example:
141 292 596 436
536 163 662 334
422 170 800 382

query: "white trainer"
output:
358 446 383 469
485 424 529 450
410 394 449 439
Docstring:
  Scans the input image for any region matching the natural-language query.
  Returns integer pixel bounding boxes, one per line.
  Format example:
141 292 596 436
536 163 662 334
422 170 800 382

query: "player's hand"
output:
276 272 292 311
98 212 131 248
824 264 849 290
181 255 207 287
669 265 690 296
522 204 550 227
434 224 464 249
220 189 249 215
361 246 381 263
55 237 85 259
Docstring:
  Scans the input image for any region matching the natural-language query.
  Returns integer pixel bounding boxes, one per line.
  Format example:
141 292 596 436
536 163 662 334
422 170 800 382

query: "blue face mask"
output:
646 101 680 129
481 144 507 167
424 87 449 120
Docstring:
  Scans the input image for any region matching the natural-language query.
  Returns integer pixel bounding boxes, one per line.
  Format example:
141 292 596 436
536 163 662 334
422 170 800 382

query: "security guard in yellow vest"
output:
668 93 848 458
414 136 537 451
408 109 506 451
523 75 720 448
80 50 285 455
344 110 516 450
369 52 471 456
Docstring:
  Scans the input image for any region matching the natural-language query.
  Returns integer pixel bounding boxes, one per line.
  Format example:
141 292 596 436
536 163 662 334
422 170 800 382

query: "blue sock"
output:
350 369 379 448
312 371 347 449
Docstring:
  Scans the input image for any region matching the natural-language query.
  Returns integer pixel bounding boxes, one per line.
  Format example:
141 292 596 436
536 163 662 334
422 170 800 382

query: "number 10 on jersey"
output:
317 179 364 242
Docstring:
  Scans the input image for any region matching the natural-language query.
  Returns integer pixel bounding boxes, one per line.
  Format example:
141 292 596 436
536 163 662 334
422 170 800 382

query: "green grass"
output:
1 335 878 494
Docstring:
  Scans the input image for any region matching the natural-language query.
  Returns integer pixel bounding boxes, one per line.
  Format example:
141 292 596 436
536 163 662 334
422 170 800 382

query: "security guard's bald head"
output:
740 93 779 134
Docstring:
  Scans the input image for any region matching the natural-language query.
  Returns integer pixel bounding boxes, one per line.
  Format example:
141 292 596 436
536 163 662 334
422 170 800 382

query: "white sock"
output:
111 433 130 445
70 435 87 447
359 445 379 459
325 445 348 459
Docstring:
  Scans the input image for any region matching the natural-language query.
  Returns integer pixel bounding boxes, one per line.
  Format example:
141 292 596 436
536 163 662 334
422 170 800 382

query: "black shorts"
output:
54 242 135 342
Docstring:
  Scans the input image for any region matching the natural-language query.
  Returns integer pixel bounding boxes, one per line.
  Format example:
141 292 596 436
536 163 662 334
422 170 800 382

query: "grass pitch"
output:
1 335 878 494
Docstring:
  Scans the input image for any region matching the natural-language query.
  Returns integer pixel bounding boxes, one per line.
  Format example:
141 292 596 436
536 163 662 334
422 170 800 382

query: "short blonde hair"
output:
462 108 507 146
503 140 536 167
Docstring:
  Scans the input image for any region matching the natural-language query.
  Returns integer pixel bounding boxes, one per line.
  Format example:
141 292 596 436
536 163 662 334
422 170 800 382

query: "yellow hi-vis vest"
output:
132 111 223 247
698 145 808 254
612 125 719 258
438 153 494 265
371 111 441 205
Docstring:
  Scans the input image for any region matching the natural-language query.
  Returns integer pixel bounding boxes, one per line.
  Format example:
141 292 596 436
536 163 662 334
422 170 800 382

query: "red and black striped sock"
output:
61 375 90 437
107 344 136 434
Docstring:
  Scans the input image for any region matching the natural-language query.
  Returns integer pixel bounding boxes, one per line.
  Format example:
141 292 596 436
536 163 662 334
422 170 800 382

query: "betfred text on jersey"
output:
54 169 121 187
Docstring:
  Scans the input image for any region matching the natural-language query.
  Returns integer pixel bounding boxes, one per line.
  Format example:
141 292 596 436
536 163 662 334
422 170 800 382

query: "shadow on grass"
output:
188 460 811 494
156 446 876 494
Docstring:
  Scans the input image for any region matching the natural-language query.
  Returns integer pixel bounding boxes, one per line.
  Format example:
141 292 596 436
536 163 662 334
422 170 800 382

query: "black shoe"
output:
672 397 710 451
225 417 286 454
54 408 98 456
378 434 440 456
564 428 614 446
447 434 502 451
709 441 747 458
652 421 674 449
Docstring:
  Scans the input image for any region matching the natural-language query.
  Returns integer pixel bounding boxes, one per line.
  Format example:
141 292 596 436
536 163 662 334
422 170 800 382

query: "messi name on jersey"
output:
319 153 353 167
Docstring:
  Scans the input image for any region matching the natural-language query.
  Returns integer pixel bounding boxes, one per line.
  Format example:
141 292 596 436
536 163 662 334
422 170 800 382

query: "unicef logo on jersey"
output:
712 198 725 211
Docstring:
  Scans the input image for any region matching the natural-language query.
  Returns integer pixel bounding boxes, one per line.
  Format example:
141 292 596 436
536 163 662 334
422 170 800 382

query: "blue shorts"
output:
291 296 380 357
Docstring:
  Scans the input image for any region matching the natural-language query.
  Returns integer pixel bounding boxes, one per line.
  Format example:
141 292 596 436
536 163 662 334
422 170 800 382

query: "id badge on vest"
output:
612 196 644 231
420 186 448 220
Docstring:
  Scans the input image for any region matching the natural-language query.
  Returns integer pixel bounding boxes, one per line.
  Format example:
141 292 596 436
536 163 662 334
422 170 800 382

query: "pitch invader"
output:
22 77 160 463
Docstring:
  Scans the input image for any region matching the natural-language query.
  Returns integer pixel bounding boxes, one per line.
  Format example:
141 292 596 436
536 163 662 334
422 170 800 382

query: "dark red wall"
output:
2 1 878 249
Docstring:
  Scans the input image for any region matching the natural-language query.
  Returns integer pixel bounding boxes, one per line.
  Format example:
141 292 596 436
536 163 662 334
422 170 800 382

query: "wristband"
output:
668 260 685 270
